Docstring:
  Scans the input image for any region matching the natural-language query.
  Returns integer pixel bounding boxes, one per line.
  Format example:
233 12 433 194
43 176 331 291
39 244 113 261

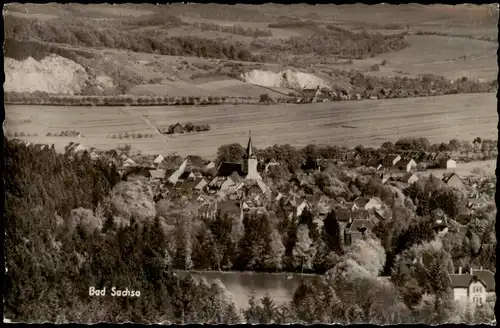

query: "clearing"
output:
5 93 496 159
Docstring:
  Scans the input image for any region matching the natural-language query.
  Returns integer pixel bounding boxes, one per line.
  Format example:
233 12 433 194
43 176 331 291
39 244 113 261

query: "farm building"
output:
439 158 457 169
172 123 184 134
395 159 417 172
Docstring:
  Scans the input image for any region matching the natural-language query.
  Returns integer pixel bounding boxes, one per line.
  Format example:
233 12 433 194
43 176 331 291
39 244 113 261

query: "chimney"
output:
458 267 462 274
469 267 473 275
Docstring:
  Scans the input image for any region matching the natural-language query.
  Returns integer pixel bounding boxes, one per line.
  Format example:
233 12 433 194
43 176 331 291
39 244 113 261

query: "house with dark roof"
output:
449 267 495 305
344 219 375 245
333 208 352 224
366 156 383 170
382 154 401 168
395 158 417 172
176 177 208 192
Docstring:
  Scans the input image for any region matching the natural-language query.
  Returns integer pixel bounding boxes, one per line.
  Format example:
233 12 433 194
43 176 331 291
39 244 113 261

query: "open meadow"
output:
5 93 496 159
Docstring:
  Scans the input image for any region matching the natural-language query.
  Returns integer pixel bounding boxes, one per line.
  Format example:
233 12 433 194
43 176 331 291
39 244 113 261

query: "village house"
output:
283 196 312 218
439 157 457 169
150 169 166 182
264 158 280 172
442 173 465 190
344 219 375 245
89 150 100 161
449 268 495 306
123 158 136 167
205 161 216 169
153 154 164 166
382 154 401 168
433 152 447 165
402 172 419 184
352 197 382 211
366 156 383 170
168 159 188 184
176 177 208 192
395 158 417 172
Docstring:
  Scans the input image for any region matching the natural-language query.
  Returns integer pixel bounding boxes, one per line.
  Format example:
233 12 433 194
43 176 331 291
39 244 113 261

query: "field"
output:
5 93 496 159
343 35 497 81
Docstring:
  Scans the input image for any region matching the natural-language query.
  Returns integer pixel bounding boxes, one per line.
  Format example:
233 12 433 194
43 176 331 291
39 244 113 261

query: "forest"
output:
3 137 496 324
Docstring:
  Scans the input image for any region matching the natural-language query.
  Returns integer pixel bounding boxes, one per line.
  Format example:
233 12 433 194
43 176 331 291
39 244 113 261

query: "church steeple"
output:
244 130 255 159
242 130 261 180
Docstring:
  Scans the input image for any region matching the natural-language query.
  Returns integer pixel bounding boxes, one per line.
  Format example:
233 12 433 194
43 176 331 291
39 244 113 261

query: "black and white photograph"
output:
3 2 498 325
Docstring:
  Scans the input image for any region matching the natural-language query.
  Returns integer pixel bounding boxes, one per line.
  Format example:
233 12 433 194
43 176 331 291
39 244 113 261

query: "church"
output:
209 131 270 197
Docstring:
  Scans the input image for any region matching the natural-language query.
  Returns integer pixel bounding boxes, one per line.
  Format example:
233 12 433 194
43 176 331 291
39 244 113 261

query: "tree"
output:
292 225 316 273
323 210 343 255
173 222 194 270
262 229 285 271
215 143 246 165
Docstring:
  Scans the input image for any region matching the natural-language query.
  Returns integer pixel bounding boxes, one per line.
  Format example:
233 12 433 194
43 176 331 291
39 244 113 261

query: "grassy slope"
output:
5 93 496 159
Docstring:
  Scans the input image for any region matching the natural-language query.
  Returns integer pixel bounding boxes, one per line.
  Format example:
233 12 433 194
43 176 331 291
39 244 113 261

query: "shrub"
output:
381 60 388 66
19 132 25 137
371 64 380 72
117 133 123 140
130 133 137 139
137 133 143 139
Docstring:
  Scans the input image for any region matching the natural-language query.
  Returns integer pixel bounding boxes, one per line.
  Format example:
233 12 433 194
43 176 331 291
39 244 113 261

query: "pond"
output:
174 270 322 310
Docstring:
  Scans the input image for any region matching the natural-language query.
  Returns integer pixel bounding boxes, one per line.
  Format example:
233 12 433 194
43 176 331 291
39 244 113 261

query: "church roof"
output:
216 162 244 177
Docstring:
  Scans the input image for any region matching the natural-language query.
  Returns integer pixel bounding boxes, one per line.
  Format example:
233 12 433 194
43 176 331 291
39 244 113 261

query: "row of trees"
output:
415 30 497 43
192 22 272 38
108 133 155 139
4 91 264 105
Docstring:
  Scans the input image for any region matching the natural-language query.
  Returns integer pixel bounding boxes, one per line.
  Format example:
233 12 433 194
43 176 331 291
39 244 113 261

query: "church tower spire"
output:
242 130 261 180
244 130 255 159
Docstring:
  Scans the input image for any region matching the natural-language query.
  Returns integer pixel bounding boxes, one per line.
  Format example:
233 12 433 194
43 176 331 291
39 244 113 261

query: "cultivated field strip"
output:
5 93 496 159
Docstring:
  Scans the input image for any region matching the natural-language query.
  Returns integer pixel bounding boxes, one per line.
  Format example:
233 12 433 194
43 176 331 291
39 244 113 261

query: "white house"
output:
449 268 495 306
396 159 417 172
439 158 457 169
